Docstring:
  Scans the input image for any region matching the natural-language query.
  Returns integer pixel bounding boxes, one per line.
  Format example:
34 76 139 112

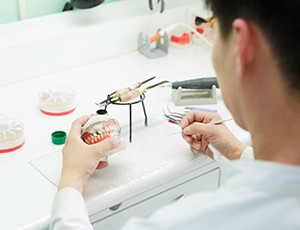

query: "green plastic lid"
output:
51 131 67 145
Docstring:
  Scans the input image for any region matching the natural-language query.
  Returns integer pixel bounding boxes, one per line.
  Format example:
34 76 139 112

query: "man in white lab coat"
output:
49 0 300 229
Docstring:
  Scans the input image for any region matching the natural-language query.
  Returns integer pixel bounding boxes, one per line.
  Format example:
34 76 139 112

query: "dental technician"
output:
49 0 300 229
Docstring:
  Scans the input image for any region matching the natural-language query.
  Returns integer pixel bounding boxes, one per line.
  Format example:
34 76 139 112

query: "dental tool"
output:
185 106 217 113
96 76 156 107
96 77 169 107
167 117 234 136
208 117 233 125
169 77 219 106
167 77 219 89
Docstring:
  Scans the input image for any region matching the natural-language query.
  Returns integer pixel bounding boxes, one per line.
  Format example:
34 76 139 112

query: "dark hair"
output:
205 0 300 92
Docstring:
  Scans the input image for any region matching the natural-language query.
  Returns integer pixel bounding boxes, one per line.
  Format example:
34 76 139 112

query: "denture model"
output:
81 110 121 145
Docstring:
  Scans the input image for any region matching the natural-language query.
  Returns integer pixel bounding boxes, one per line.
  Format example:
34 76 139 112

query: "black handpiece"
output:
171 77 219 89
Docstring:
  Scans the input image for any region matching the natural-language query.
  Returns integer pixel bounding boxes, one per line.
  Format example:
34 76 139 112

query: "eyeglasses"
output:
209 17 216 27
195 16 215 27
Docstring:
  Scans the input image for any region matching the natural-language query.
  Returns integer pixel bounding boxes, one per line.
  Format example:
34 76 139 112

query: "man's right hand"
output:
181 111 246 160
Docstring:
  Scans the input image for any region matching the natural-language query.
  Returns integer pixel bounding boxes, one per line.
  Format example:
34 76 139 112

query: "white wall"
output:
0 0 209 87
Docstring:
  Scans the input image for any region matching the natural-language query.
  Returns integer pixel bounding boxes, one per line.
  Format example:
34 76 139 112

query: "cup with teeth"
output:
81 109 121 149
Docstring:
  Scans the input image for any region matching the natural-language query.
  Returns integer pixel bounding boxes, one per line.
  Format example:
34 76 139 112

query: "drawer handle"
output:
109 203 122 211
175 194 186 202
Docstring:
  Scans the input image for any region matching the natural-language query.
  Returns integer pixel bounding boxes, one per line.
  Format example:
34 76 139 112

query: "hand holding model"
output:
58 115 121 194
181 110 246 160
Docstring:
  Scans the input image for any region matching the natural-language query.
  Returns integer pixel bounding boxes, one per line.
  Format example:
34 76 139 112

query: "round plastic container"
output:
0 115 25 153
81 110 121 145
39 87 76 116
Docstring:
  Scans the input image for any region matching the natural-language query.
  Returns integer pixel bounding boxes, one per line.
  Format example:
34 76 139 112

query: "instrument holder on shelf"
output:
172 85 218 106
138 31 168 59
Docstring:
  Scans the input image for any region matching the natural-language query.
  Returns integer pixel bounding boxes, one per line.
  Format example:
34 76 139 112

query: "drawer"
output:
91 168 219 230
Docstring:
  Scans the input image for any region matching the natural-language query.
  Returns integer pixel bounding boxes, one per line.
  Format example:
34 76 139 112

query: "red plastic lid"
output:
170 33 191 45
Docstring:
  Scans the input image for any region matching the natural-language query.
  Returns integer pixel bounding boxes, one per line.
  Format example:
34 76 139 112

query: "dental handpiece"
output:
171 77 219 89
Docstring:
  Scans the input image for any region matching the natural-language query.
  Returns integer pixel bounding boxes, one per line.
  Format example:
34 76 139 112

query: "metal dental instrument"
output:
169 77 219 89
164 114 181 125
165 106 185 119
162 108 182 126
167 117 234 136
208 117 233 125
96 76 156 107
95 77 171 107
138 77 218 90
142 80 169 93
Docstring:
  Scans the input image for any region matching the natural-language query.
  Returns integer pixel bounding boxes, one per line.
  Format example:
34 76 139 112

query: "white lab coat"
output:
49 148 300 230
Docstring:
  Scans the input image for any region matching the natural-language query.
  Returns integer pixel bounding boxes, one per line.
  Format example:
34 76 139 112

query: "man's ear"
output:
232 19 254 78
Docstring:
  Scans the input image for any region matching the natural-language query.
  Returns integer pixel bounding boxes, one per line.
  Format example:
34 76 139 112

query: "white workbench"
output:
0 1 250 229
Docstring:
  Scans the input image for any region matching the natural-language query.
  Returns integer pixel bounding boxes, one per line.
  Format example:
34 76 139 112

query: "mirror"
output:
0 0 168 26
0 0 117 25
70 0 105 9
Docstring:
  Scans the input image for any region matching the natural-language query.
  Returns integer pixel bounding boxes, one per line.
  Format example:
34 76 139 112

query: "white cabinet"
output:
91 167 219 230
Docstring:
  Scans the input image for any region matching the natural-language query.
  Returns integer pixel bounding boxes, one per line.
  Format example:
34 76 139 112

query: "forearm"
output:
58 170 87 194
